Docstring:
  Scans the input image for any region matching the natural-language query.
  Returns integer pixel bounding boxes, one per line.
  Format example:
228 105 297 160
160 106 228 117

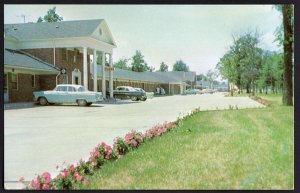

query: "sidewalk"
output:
4 102 36 110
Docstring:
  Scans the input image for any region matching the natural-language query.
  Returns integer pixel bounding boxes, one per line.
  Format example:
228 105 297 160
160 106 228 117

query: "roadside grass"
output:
81 94 294 190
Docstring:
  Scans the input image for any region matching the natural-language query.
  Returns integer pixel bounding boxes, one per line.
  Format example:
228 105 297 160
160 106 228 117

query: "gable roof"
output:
4 19 115 46
4 48 59 72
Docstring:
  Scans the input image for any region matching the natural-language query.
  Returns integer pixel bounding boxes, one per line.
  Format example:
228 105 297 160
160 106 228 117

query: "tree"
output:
206 69 218 89
172 60 189 72
281 5 294 106
114 58 130 70
196 73 207 81
217 31 263 96
159 62 168 72
131 50 152 72
37 7 63 23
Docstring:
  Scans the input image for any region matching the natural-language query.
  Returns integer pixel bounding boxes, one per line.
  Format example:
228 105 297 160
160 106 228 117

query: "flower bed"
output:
250 96 271 107
19 120 182 190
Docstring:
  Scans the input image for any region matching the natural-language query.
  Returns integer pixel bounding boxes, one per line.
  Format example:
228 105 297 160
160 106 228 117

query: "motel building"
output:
4 19 196 103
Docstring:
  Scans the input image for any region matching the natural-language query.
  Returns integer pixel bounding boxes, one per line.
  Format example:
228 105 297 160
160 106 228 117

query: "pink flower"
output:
132 140 138 147
76 175 83 182
69 164 74 172
63 169 69 177
42 184 50 190
83 179 90 186
91 161 97 166
42 172 51 183
74 173 83 181
79 158 83 163
56 165 59 170
18 177 25 184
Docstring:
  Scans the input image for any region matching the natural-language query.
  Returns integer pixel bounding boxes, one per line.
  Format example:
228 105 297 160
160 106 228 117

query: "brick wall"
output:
7 72 41 103
23 48 91 87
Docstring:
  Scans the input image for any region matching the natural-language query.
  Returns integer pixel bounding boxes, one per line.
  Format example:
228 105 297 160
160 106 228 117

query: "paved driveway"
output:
4 93 264 189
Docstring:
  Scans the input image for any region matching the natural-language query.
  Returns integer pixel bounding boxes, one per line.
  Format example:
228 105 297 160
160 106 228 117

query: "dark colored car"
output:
107 86 147 101
133 88 147 101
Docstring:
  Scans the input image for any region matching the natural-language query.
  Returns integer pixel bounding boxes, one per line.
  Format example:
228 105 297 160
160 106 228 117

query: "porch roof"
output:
4 48 59 72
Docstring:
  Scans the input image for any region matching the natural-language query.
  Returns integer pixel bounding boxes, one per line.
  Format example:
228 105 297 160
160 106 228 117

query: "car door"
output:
66 86 77 103
54 86 68 103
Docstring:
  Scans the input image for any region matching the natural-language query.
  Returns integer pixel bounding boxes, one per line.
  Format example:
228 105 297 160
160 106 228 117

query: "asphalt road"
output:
4 93 264 189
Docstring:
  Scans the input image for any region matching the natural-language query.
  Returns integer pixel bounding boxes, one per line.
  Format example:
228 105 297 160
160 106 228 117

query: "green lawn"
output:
81 94 294 190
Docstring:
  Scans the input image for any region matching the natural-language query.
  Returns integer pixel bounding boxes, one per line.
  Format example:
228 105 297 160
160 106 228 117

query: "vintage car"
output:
133 87 147 101
184 88 201 95
202 88 214 94
33 84 103 106
108 86 147 101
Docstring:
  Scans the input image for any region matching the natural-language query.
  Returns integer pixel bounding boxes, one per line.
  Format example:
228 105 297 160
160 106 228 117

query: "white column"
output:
109 53 114 99
102 52 106 99
93 49 98 92
83 47 88 89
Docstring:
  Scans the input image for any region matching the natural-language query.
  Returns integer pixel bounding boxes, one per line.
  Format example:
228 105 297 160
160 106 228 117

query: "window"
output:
99 28 102 36
68 86 76 92
62 75 68 84
31 75 35 88
11 73 18 90
78 86 85 92
75 77 79 85
56 86 67 91
74 55 76 63
105 53 110 67
62 48 67 61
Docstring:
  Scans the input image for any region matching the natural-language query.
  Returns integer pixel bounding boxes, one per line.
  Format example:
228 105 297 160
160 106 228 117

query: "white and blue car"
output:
33 84 103 106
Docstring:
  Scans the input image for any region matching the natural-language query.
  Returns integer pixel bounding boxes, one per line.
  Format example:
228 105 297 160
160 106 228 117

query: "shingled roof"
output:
95 66 196 84
4 48 59 72
4 19 104 41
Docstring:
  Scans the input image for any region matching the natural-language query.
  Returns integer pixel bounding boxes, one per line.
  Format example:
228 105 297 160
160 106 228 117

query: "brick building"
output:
4 19 196 103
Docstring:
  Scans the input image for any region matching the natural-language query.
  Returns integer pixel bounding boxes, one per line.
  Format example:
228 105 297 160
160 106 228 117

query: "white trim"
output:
83 47 88 89
4 65 58 74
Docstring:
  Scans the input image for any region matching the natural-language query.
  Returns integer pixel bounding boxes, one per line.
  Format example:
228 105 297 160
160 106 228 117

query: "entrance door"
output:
4 73 8 103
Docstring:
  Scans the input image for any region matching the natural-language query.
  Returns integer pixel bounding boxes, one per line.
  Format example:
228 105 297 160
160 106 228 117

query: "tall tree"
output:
172 60 189 72
159 62 168 72
281 5 294 106
131 50 151 72
113 58 130 70
37 7 63 23
206 69 218 89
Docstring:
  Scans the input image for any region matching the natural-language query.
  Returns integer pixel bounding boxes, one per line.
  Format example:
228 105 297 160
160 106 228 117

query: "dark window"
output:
75 77 79 85
62 48 67 61
31 75 35 88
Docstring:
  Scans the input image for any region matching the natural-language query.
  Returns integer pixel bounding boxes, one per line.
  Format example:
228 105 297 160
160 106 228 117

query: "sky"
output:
4 4 283 76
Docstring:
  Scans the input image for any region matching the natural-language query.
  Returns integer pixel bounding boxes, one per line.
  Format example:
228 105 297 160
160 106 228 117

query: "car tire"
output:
141 98 147 101
86 102 92 106
131 96 138 101
38 97 48 106
77 99 87 106
49 103 55 105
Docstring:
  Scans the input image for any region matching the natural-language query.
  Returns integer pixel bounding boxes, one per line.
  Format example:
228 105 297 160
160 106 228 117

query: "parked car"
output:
134 88 147 101
33 84 103 106
109 86 147 101
154 87 165 95
202 88 214 94
184 88 201 95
